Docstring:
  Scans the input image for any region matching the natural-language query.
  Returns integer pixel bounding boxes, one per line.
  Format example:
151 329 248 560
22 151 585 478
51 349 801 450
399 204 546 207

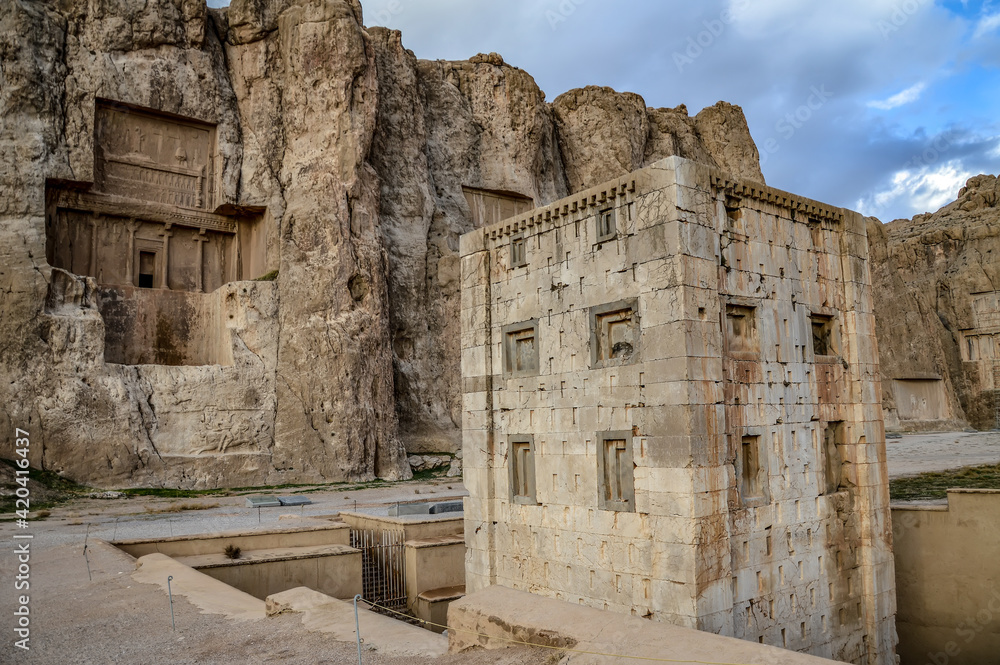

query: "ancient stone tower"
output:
459 156 896 664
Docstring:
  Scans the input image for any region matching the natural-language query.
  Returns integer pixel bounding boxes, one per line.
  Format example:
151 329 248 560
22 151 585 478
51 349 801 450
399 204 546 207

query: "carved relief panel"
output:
94 100 216 210
960 291 1000 389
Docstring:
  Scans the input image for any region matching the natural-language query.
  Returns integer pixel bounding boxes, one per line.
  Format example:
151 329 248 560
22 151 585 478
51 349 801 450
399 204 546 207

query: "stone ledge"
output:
448 586 842 664
175 543 359 569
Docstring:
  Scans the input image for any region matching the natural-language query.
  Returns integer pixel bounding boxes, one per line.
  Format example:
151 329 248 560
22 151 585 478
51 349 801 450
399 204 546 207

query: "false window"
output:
502 320 539 378
591 300 638 368
810 314 838 358
597 208 616 243
821 421 845 495
598 431 634 512
726 304 759 356
739 435 767 503
510 234 528 268
509 435 537 505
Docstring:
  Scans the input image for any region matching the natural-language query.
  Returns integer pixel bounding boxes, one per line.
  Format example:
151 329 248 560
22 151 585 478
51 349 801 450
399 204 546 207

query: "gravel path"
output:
885 430 1000 478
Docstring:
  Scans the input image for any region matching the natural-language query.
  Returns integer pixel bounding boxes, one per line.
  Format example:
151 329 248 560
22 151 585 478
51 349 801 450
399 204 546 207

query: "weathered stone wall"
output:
460 158 895 663
0 0 767 488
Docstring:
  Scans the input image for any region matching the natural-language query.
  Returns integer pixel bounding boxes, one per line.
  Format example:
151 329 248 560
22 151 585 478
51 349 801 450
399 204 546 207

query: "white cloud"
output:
867 82 927 110
725 0 926 41
857 160 974 220
974 12 1000 38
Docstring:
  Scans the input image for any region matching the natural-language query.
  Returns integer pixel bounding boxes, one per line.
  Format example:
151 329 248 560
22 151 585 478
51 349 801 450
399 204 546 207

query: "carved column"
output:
89 213 99 278
193 228 208 293
125 218 139 285
197 165 206 209
159 223 173 289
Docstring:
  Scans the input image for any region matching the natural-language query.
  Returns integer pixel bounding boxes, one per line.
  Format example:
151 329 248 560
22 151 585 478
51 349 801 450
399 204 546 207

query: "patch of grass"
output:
121 487 228 499
410 468 448 482
0 460 85 492
254 270 279 281
890 463 1000 501
0 458 89 513
224 544 242 560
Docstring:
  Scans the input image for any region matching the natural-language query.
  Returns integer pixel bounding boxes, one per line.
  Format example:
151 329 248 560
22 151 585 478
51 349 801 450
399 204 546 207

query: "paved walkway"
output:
885 430 1000 478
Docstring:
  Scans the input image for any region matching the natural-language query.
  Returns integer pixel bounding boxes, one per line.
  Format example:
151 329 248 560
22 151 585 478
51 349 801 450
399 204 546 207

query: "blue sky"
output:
210 0 1000 223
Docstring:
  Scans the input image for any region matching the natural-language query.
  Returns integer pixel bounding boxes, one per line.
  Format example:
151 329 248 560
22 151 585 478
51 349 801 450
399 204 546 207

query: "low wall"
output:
405 534 465 627
115 523 351 558
338 511 463 541
893 490 1000 665
181 545 362 601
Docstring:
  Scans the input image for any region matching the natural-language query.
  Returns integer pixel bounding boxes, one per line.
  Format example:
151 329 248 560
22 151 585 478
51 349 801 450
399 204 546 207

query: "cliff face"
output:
0 0 765 487
868 175 1000 430
369 47 763 454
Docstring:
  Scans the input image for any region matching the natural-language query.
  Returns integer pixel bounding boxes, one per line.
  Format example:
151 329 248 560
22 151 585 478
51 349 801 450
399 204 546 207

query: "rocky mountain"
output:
869 175 1000 431
0 0 763 488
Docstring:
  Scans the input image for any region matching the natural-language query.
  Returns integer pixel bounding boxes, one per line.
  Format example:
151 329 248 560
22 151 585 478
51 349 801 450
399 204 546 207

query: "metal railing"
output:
349 528 407 613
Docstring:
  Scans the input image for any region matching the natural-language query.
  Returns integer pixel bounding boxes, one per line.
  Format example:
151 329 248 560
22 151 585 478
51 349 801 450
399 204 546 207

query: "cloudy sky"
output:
212 0 1000 223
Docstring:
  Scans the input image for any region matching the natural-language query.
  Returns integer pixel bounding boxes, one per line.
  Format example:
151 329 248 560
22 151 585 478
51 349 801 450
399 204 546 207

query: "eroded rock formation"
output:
869 175 1000 430
0 0 765 488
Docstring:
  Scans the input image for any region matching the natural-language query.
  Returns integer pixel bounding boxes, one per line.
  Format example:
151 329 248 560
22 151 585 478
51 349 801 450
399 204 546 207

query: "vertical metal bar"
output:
354 594 363 665
167 575 176 631
83 523 92 581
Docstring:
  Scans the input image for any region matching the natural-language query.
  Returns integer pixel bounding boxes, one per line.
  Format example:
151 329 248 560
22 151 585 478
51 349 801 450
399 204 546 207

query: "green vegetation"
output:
0 458 88 514
410 468 450 482
120 487 229 499
0 456 453 517
254 270 279 281
119 478 395 499
890 463 1000 502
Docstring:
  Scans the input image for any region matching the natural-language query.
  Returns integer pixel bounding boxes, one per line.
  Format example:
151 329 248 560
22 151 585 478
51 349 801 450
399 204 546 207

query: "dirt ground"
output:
0 478 555 665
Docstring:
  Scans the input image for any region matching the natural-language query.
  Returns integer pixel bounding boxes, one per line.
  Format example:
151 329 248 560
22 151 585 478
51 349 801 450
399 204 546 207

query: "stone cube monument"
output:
459 157 895 664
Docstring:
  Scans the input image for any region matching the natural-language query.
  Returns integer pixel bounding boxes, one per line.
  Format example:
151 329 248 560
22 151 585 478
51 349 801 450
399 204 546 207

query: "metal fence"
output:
350 528 407 613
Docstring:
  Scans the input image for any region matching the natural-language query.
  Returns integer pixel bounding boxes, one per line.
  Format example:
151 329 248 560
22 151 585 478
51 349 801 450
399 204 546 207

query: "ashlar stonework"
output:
460 157 896 664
